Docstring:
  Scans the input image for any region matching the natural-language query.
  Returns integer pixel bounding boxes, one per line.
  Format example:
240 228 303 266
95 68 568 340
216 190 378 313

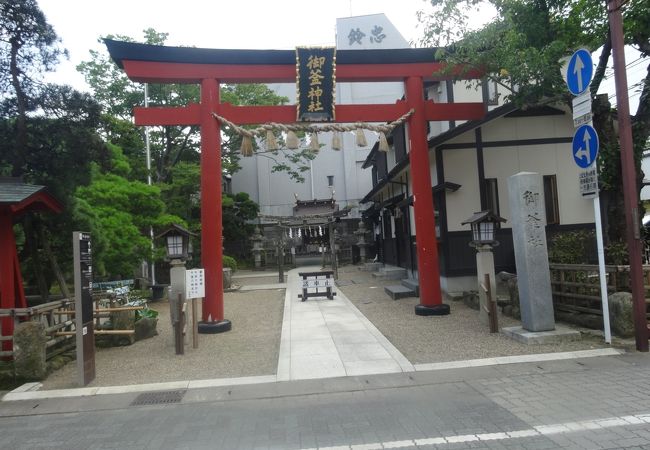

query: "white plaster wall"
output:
444 148 481 232
479 115 591 227
482 146 519 222
442 113 592 234
452 81 482 103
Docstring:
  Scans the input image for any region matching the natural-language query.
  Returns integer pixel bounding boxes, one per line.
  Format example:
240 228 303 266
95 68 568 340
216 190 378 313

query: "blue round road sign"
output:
566 49 593 96
572 124 599 168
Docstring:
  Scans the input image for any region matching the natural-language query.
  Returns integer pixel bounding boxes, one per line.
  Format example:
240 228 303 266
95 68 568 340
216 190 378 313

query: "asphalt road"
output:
2 352 650 449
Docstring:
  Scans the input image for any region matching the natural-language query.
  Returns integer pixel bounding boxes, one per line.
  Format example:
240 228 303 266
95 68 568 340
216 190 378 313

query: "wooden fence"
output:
0 298 76 359
0 293 143 359
549 263 650 317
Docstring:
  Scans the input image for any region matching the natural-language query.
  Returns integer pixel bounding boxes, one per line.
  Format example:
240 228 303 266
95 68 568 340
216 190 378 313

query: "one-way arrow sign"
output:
566 49 593 96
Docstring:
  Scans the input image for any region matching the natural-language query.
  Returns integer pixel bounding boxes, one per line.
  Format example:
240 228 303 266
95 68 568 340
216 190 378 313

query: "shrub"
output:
223 255 238 272
548 230 595 264
605 240 628 265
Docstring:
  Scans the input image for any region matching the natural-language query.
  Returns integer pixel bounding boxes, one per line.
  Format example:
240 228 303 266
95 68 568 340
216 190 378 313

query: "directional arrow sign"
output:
572 124 599 168
566 49 593 96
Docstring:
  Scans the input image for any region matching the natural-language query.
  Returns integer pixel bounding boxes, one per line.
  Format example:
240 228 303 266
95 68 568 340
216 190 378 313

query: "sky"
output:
37 0 434 90
37 0 644 112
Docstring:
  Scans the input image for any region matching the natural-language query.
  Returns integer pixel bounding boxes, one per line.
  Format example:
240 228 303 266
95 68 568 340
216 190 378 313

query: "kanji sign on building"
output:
296 47 336 121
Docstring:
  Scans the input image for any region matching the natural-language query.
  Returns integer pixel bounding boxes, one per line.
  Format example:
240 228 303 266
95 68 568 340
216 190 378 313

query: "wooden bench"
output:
298 271 336 301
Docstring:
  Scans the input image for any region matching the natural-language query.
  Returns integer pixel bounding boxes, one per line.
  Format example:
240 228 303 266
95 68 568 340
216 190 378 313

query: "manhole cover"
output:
131 390 186 406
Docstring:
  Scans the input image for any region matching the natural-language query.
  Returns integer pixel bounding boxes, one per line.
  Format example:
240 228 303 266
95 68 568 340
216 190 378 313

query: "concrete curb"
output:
3 348 623 402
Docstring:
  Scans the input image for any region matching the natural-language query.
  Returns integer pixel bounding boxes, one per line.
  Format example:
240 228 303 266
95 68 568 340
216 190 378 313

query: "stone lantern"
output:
251 226 264 270
354 220 371 263
462 210 506 247
462 211 506 326
156 224 196 325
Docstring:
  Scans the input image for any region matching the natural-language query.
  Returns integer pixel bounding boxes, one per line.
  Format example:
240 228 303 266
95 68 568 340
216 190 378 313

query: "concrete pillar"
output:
169 259 186 325
475 245 496 326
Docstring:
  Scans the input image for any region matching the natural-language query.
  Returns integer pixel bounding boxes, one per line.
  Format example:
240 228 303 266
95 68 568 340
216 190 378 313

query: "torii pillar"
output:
406 76 448 315
198 79 231 332
104 39 485 326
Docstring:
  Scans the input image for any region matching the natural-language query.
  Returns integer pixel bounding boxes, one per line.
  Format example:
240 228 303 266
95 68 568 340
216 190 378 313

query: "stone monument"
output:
507 172 555 332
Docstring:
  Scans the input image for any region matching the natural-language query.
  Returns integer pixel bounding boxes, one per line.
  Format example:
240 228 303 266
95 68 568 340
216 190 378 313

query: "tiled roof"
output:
0 182 46 204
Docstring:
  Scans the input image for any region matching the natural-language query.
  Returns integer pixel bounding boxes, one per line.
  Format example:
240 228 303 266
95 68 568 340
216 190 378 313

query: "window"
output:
327 175 334 187
485 178 500 217
544 175 560 225
487 80 499 105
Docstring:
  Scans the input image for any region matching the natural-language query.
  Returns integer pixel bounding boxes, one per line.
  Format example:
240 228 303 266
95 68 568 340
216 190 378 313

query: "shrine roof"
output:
104 39 442 69
0 182 46 204
0 180 63 215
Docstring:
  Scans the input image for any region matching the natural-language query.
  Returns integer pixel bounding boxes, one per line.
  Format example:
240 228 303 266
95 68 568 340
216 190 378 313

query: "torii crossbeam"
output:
105 40 485 331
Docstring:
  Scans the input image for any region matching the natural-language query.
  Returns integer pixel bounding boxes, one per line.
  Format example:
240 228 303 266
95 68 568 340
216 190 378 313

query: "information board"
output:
186 268 206 299
73 231 95 386
579 167 598 198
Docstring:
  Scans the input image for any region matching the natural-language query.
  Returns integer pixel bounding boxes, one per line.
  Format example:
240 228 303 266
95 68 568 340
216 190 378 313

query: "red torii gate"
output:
105 40 485 332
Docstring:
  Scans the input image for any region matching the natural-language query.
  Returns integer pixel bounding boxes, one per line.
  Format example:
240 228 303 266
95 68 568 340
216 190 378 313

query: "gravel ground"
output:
40 285 285 390
335 266 609 364
38 265 613 390
231 273 286 285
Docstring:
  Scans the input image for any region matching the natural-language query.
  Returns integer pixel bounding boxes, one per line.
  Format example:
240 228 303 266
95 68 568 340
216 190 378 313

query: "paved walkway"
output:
277 267 413 380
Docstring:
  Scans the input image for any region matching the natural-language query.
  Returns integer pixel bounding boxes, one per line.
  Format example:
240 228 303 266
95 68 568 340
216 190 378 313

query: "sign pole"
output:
192 298 199 349
593 182 612 344
186 268 205 349
566 49 612 345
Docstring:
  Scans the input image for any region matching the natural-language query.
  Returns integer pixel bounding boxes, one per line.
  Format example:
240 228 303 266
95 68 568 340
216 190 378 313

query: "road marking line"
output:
300 411 650 449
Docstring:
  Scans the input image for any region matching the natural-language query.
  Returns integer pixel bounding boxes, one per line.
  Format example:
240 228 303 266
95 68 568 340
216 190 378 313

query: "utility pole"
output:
607 0 648 351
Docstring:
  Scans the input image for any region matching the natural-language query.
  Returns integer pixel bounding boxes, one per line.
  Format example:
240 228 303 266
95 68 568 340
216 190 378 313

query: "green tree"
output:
0 0 112 298
160 162 201 225
77 29 200 183
222 192 260 261
419 0 650 247
1 85 110 297
0 0 67 177
77 29 314 183
74 145 183 278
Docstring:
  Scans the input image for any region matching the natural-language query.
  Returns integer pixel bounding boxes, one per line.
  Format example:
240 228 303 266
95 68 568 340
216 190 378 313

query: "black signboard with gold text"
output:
296 47 336 122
